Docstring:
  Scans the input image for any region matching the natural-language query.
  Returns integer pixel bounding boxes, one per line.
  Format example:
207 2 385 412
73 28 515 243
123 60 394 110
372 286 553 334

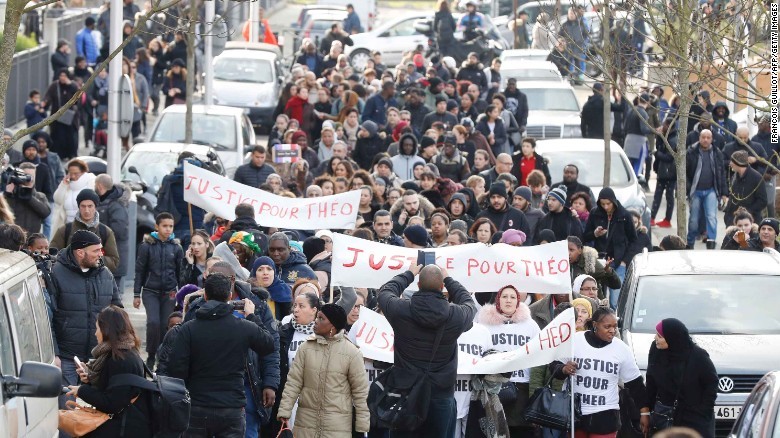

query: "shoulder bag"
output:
651 355 691 432
523 374 579 430
367 325 445 431
55 83 77 126
59 395 138 436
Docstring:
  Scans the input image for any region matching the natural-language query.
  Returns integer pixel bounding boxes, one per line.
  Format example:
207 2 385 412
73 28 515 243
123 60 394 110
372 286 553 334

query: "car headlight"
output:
562 125 581 137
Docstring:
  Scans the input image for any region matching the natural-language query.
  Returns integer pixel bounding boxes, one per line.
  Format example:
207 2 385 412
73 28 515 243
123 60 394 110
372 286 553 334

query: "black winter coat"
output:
724 167 767 225
5 189 50 235
511 151 551 187
583 188 637 268
476 117 507 157
646 344 718 438
353 135 386 170
167 300 275 408
654 132 678 181
133 234 184 297
581 94 623 139
97 184 131 277
234 162 276 188
50 248 122 359
475 203 530 237
78 350 153 438
377 271 477 397
686 145 727 198
533 209 583 242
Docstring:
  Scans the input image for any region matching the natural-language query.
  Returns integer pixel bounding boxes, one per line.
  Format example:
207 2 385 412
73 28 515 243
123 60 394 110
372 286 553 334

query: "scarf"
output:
469 374 511 438
292 320 315 335
87 337 137 387
76 211 100 229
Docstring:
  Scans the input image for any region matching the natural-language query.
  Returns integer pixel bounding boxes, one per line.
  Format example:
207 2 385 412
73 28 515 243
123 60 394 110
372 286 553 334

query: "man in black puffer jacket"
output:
49 230 122 394
234 145 276 188
476 182 531 238
168 273 275 437
377 264 476 437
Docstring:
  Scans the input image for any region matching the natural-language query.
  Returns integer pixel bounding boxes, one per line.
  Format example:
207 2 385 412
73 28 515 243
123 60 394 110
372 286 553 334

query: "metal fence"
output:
43 9 91 57
6 44 50 127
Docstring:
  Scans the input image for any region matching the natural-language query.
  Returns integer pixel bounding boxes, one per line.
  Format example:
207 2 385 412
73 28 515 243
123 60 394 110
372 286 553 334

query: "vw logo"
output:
718 377 735 393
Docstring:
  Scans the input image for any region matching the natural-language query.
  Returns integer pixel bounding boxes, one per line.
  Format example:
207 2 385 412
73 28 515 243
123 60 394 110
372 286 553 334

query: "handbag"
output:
58 406 111 437
55 83 77 126
523 375 578 430
276 419 294 437
498 381 519 405
367 325 444 431
651 354 691 432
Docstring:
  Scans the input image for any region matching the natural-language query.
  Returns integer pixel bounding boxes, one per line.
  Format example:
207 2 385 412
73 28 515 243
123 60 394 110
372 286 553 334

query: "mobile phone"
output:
73 356 85 372
230 300 245 311
417 250 436 266
62 386 71 395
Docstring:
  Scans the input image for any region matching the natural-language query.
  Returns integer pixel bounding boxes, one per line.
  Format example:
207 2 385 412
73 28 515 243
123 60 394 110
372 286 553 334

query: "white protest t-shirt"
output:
485 319 540 383
567 331 641 416
454 324 494 419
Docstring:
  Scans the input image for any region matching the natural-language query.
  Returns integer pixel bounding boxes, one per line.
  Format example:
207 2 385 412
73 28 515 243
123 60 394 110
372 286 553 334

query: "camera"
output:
2 166 32 185
230 300 245 311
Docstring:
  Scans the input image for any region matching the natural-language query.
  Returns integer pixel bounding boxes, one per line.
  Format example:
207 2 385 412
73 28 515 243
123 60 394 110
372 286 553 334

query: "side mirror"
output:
3 361 62 398
128 166 141 176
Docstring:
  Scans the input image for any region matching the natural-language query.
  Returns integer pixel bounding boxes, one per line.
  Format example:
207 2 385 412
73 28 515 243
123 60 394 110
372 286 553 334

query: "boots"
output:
706 240 717 250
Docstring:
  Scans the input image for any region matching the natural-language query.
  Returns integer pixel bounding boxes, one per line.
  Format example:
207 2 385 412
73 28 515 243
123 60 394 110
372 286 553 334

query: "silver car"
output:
729 371 780 437
619 249 780 437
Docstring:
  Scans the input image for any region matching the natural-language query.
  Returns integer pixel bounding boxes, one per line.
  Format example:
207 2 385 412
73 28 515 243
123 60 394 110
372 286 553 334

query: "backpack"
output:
65 222 110 246
109 363 191 437
155 175 183 224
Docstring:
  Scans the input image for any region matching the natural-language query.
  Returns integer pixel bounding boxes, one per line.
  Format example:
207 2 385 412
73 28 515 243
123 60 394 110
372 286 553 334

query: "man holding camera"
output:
4 162 51 234
168 272 275 438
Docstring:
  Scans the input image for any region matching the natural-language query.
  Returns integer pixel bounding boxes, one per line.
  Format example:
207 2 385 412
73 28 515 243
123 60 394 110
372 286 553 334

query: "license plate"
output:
715 406 742 419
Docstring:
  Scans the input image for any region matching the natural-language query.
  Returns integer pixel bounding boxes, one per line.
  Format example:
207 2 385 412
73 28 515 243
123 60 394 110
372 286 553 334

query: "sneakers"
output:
656 219 672 228
651 219 657 226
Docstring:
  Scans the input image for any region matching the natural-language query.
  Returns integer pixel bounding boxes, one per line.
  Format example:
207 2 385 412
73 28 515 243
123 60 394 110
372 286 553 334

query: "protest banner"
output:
183 162 361 229
349 307 575 374
331 233 571 293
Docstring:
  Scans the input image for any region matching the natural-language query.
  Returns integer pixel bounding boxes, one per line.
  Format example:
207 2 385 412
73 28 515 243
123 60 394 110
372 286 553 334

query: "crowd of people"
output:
1 0 779 437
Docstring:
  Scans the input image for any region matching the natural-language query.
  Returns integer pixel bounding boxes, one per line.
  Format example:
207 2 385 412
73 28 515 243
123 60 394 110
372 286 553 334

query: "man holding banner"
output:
376 264 477 438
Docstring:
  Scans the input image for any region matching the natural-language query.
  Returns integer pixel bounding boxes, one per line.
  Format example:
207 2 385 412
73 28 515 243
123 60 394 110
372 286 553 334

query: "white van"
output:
0 249 62 437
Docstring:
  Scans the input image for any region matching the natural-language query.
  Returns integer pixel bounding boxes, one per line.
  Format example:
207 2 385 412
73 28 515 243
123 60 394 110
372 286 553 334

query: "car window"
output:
122 151 179 194
0 297 16 376
733 381 769 438
523 88 580 111
502 68 560 83
7 281 41 364
152 113 237 150
388 19 419 37
26 274 54 363
630 275 780 335
214 57 273 83
541 150 632 187
241 116 252 147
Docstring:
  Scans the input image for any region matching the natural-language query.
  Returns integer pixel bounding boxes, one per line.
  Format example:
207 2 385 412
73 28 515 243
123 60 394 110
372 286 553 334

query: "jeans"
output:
245 382 260 438
543 428 565 438
185 406 246 438
651 179 675 220
43 201 54 239
609 264 626 310
389 397 456 438
567 53 585 80
687 188 718 246
142 289 176 357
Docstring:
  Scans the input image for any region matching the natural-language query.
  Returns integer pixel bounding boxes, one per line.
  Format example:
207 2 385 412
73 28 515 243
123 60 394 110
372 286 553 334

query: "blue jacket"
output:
158 164 205 231
277 251 317 289
343 11 362 34
362 93 398 128
24 101 46 127
75 27 98 65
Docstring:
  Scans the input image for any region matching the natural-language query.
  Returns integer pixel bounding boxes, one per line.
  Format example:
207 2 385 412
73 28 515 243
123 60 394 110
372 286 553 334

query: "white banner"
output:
331 233 571 293
350 307 575 374
183 162 361 229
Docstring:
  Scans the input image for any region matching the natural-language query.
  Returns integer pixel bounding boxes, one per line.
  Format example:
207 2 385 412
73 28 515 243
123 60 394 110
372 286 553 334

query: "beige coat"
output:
278 332 369 438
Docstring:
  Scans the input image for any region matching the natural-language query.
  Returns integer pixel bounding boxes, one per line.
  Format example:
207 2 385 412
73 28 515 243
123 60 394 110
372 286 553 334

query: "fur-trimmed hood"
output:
477 301 531 326
725 223 758 236
389 194 435 218
579 246 599 274
461 60 484 70
143 232 181 246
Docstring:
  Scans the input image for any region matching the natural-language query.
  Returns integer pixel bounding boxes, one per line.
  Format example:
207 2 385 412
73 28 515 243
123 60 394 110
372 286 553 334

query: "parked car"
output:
292 4 344 30
120 142 226 243
500 48 549 63
729 370 780 438
298 10 348 52
618 249 780 437
0 249 62 437
211 42 286 131
346 12 508 71
500 60 563 85
148 104 255 177
520 80 581 139
535 139 650 226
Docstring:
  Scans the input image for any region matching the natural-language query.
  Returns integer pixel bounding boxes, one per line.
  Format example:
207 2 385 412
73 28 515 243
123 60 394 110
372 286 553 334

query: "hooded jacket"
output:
377 271 477 397
133 232 184 297
569 246 621 297
97 183 131 277
533 208 583 243
720 223 759 250
456 61 488 91
389 194 436 235
711 101 738 139
167 300 275 408
724 166 767 224
50 213 121 274
352 120 385 170
49 247 122 359
157 163 205 230
278 332 370 437
391 133 426 180
5 188 50 235
583 188 637 268
475 199 530 237
278 250 317 288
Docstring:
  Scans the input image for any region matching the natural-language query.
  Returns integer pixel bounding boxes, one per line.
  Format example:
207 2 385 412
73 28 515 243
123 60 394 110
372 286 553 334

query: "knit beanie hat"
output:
500 229 527 245
228 231 262 254
730 150 749 167
403 225 428 247
537 229 556 243
514 186 532 202
548 185 567 205
488 182 507 199
70 230 101 250
302 237 326 263
22 139 38 153
320 303 348 331
76 189 100 207
759 218 779 235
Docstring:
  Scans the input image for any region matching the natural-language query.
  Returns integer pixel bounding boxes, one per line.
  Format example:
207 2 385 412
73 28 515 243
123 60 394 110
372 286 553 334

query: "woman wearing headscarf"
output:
476 285 540 437
645 318 718 437
571 297 593 332
278 303 370 438
228 231 262 272
572 274 608 308
554 307 650 438
252 256 293 320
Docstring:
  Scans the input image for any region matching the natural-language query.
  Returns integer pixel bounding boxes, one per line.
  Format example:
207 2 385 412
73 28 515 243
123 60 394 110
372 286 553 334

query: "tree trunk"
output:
0 0 26 152
184 1 197 144
675 85 692 241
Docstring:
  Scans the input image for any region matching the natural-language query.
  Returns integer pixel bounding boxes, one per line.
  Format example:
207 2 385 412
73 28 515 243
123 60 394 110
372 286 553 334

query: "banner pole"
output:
570 288 575 438
188 203 194 237
329 285 334 303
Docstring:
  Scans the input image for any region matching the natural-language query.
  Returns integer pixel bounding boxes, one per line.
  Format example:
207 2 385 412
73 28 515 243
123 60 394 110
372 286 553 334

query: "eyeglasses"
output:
580 287 599 292
353 304 364 310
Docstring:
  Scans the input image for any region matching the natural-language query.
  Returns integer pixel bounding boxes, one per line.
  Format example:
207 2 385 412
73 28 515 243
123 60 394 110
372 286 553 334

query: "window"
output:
523 88 580 111
732 382 769 438
542 150 633 187
151 113 237 151
0 298 16 376
388 19 418 37
7 282 41 364
213 58 274 84
27 275 54 363
241 116 252 148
